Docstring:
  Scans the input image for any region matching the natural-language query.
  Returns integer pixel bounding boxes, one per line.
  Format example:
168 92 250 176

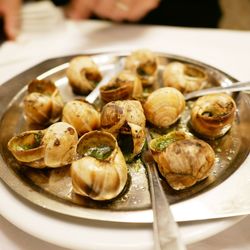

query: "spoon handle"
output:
185 81 250 100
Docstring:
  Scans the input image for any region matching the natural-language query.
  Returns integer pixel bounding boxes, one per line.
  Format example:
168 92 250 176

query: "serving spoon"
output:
184 80 250 100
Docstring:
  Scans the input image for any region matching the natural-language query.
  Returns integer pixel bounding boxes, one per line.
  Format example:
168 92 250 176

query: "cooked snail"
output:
62 99 100 136
143 87 185 128
100 71 143 103
149 131 215 190
190 93 236 139
101 100 146 160
66 56 102 95
163 62 208 93
42 122 78 168
8 130 45 168
23 79 63 125
8 122 78 168
71 131 128 200
125 49 158 87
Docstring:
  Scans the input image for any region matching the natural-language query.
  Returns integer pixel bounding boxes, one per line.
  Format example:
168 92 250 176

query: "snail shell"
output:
125 49 158 86
149 131 215 190
100 71 143 103
23 79 63 125
62 99 100 136
8 130 45 168
42 122 78 168
190 93 236 139
66 56 102 95
71 131 128 200
8 122 78 168
163 62 208 93
101 100 146 158
143 87 185 128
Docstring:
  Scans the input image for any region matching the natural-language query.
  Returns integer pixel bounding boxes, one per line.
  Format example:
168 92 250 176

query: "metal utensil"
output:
184 80 250 100
142 130 186 250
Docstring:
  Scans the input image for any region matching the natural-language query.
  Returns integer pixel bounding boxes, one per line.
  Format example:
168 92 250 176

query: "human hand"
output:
0 0 22 40
67 0 159 22
65 0 92 20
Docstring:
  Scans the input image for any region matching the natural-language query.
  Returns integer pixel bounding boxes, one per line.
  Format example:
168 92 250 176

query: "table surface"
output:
0 3 250 249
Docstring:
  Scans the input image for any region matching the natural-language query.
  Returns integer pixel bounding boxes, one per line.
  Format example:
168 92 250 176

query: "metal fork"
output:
142 130 186 250
184 80 250 100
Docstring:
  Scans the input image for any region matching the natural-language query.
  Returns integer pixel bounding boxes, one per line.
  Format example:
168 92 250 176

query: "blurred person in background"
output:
0 0 249 41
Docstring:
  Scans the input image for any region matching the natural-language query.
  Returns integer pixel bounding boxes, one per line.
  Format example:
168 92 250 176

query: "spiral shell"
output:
190 93 236 139
42 122 78 168
143 87 185 128
149 131 215 190
101 100 146 159
100 71 143 103
125 49 158 86
71 131 128 200
8 130 45 168
23 79 63 125
62 99 100 136
163 62 208 93
7 122 78 168
66 56 102 95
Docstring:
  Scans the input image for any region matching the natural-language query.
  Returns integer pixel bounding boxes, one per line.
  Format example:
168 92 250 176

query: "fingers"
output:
0 0 22 40
126 0 160 21
65 0 92 20
90 0 159 22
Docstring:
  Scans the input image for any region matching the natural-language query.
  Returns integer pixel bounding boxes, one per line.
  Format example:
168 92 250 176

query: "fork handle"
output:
147 161 186 250
185 80 250 100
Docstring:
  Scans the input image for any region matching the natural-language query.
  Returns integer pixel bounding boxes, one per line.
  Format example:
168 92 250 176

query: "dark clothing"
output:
140 0 221 28
53 0 222 28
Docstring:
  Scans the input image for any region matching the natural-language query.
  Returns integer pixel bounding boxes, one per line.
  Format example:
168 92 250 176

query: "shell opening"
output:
77 131 116 161
184 66 205 79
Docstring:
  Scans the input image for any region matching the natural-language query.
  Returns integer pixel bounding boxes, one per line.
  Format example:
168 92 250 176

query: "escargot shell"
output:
100 71 143 103
66 56 102 95
8 130 45 168
8 122 78 168
23 79 63 125
71 131 128 200
190 93 237 139
62 99 100 136
125 49 158 86
143 87 185 128
149 131 215 190
42 122 78 168
101 100 146 159
163 62 208 93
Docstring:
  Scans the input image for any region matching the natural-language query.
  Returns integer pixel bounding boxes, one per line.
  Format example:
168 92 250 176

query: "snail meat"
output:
125 49 158 87
71 131 128 200
62 99 100 136
163 62 208 93
143 87 185 128
101 100 146 160
66 56 102 95
23 79 63 125
100 70 143 102
149 131 215 190
190 93 236 139
42 122 78 168
8 130 45 168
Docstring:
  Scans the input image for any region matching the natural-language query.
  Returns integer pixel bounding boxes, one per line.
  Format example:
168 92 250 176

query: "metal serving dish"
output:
0 52 249 223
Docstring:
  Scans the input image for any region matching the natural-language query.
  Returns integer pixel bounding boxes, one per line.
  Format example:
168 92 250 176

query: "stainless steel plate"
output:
0 52 249 223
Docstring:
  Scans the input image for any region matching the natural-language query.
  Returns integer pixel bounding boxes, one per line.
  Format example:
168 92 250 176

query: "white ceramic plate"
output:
0 180 244 250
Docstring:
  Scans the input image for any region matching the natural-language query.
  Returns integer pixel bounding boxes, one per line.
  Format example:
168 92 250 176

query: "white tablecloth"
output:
0 4 250 249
